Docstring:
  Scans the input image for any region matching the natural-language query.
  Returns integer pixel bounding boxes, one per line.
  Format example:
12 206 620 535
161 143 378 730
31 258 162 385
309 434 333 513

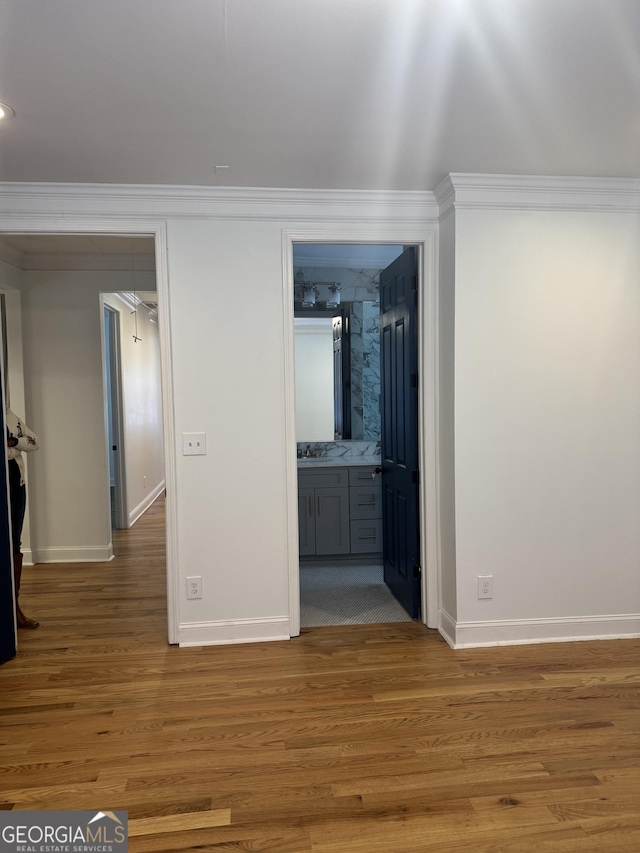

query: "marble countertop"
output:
297 456 381 468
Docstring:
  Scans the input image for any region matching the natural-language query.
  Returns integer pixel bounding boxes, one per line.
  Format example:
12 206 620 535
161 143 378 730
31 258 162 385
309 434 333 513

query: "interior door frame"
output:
0 219 179 645
102 302 128 530
282 227 440 635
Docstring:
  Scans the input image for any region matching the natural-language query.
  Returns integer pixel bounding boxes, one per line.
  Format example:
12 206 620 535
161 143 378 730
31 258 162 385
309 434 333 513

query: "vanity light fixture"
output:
0 103 15 120
301 284 318 308
326 283 341 309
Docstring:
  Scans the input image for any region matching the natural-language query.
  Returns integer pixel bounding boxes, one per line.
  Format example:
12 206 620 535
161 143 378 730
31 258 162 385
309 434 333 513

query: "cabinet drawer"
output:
298 467 349 489
349 485 382 520
350 519 383 554
349 466 381 486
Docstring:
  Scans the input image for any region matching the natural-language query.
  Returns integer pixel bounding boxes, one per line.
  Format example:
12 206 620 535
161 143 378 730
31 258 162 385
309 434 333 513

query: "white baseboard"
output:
32 543 115 563
129 480 165 527
439 611 640 649
178 616 290 647
438 608 457 648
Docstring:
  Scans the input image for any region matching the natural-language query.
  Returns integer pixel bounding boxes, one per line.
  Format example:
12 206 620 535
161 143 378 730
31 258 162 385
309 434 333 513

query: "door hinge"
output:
410 373 418 389
413 565 422 580
411 274 418 292
411 469 420 485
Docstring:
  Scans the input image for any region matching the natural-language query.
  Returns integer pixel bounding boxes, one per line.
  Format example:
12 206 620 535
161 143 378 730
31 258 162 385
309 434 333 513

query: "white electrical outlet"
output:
186 576 202 599
183 432 207 456
477 575 493 600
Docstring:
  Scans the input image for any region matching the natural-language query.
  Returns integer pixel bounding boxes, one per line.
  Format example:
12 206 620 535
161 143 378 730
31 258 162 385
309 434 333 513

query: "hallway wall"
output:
20 268 157 562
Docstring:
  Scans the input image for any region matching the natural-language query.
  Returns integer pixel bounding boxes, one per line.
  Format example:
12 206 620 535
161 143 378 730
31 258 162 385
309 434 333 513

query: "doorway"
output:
0 228 177 644
292 242 420 627
103 304 127 530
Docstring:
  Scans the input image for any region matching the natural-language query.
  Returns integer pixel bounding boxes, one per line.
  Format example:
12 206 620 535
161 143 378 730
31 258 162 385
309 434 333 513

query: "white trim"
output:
435 173 640 214
282 227 441 633
33 544 114 563
0 182 439 223
438 608 457 648
0 216 179 646
154 223 179 645
418 231 440 629
177 616 290 647
129 480 166 527
282 231 301 638
441 614 640 649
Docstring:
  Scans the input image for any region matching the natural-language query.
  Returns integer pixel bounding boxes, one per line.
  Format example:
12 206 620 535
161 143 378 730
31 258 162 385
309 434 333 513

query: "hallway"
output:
17 494 167 645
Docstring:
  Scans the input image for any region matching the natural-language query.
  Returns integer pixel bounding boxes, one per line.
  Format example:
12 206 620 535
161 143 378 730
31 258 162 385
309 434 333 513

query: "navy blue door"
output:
380 247 420 619
0 397 16 664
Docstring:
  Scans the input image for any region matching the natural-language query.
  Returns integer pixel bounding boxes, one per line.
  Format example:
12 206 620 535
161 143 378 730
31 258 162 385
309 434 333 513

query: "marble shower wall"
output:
350 302 365 440
349 302 381 442
362 300 381 441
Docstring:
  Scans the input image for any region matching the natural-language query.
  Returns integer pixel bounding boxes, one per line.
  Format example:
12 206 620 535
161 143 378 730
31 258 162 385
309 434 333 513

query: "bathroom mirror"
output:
294 301 380 443
294 316 334 441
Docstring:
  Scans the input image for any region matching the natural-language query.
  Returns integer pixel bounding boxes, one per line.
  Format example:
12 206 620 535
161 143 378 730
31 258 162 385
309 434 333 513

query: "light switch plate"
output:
183 432 207 456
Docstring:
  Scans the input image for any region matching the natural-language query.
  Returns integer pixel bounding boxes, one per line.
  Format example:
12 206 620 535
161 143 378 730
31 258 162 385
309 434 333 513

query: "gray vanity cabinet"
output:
297 469 350 556
298 465 383 558
349 467 382 554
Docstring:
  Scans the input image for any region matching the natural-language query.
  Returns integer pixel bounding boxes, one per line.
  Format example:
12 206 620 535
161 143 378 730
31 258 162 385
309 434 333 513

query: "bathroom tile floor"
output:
300 563 412 627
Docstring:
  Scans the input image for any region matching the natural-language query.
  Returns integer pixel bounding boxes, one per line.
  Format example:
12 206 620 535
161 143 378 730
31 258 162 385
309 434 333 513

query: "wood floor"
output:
2 497 640 852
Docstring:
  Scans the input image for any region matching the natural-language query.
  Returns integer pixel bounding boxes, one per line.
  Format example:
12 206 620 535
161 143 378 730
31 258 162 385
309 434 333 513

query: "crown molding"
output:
3 176 638 224
0 182 439 223
435 173 640 215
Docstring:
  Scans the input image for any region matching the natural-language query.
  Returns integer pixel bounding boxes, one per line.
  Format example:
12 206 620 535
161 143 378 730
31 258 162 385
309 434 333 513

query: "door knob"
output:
372 466 384 479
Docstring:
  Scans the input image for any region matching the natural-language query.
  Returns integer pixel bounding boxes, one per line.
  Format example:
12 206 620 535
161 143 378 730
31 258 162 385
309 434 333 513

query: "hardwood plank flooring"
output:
1 496 640 851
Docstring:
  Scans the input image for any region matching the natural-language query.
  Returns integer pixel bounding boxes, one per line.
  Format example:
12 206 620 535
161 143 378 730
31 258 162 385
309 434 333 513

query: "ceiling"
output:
0 235 155 255
0 0 639 192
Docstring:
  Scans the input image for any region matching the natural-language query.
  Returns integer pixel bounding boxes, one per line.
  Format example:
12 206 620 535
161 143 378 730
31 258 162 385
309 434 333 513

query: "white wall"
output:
166 218 292 638
451 204 640 645
19 268 157 562
103 293 164 524
4 179 639 650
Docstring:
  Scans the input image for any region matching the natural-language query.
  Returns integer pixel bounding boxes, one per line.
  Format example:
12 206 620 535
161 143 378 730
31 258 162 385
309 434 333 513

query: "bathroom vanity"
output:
297 459 382 559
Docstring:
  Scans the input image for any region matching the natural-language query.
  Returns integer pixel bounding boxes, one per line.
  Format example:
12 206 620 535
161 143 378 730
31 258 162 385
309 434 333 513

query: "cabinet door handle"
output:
317 496 321 516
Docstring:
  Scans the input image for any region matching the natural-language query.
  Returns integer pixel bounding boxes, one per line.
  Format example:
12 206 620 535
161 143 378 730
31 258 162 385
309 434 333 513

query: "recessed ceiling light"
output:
0 103 15 120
